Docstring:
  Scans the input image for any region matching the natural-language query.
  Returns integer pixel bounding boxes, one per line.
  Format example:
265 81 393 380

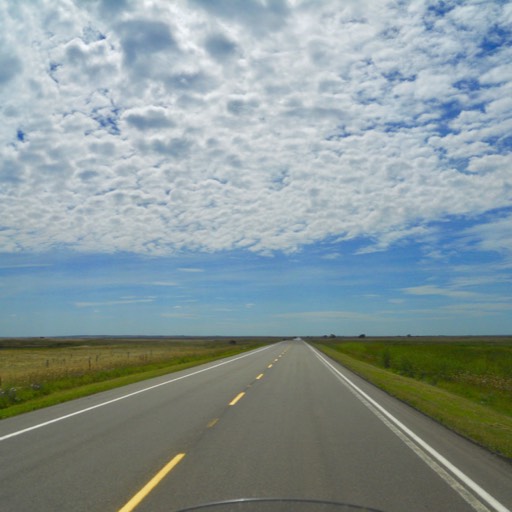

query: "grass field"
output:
0 336 278 418
312 336 512 459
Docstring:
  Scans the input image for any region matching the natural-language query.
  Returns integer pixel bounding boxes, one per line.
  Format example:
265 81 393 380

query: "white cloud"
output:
1 1 511 257
402 285 478 299
321 252 341 260
123 107 175 131
0 263 52 269
274 310 374 321
74 298 155 308
450 275 510 288
459 213 512 256
0 51 22 86
161 312 196 319
441 301 512 318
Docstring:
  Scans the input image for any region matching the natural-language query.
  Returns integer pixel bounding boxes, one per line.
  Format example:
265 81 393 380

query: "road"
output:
0 339 511 512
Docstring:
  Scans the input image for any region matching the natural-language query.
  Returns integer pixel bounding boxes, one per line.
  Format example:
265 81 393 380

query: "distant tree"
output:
329 334 336 338
358 334 366 338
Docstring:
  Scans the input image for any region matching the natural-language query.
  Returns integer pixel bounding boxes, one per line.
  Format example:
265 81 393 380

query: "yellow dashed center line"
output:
117 347 295 512
118 453 185 512
229 391 245 406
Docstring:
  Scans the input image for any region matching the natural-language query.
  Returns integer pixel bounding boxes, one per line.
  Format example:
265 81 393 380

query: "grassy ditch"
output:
0 337 276 419
312 337 512 460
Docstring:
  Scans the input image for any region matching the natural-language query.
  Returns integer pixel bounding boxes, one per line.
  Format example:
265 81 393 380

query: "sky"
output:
1 0 511 337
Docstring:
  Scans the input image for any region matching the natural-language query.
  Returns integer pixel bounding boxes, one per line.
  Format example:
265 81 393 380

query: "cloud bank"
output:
1 1 511 256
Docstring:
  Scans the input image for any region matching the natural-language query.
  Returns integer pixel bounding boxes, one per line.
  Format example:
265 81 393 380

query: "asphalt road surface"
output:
1 339 511 512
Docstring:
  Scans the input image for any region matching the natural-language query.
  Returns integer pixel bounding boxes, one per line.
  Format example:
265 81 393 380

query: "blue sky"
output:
1 1 511 337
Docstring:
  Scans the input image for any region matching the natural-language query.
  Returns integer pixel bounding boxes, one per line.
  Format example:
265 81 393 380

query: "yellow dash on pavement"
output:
118 453 185 512
207 418 219 428
256 373 264 380
274 358 279 362
268 364 273 368
229 391 245 406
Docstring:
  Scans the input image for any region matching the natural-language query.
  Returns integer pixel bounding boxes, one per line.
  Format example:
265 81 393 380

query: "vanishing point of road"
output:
1 339 511 512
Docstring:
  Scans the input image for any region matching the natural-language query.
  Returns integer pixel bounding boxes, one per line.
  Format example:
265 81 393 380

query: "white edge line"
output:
0 344 276 442
308 344 510 512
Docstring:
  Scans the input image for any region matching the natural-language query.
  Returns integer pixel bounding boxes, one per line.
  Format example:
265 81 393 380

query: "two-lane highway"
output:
1 340 511 512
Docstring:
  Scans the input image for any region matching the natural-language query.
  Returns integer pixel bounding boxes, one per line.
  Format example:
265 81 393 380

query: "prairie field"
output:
314 336 512 416
0 337 274 415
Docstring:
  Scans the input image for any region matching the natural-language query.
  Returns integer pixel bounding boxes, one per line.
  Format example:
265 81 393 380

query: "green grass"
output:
312 337 512 460
0 358 212 419
0 337 276 419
